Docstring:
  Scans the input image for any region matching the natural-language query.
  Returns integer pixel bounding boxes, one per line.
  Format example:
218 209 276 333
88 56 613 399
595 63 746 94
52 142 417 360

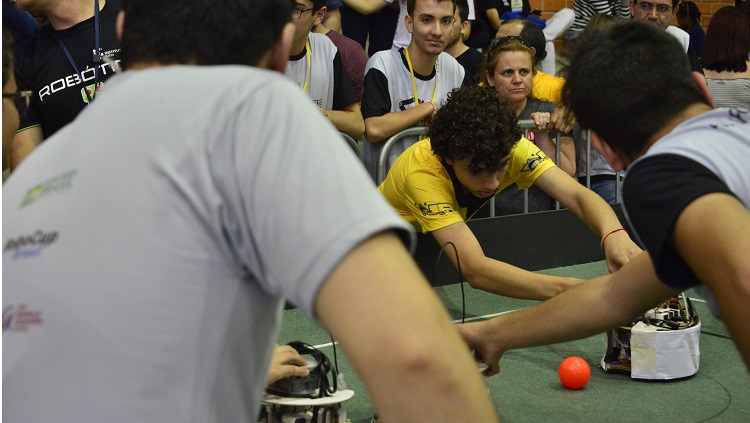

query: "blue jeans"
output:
590 179 623 204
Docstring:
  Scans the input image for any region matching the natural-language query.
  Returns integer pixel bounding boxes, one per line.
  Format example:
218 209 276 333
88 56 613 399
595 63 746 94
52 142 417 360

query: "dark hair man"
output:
2 1 499 421
287 0 364 139
379 85 641 299
361 0 472 180
459 21 750 373
444 0 485 83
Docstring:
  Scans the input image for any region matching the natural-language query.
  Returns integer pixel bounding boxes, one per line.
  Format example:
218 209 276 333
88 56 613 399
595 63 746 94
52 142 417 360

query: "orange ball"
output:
558 356 591 389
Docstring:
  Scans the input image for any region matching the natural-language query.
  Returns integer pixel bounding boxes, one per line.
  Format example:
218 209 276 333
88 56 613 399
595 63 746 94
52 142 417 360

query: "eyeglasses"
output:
635 1 674 14
2 90 33 117
291 7 313 19
489 36 530 51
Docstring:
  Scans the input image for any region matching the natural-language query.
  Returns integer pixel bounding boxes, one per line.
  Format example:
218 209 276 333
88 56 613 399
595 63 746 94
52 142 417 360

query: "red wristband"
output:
601 228 628 251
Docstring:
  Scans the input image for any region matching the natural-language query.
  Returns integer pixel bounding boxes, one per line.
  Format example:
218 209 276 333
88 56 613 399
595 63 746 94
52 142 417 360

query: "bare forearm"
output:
10 127 43 171
565 186 623 236
364 102 434 142
486 9 502 31
557 137 577 176
537 168 641 271
316 233 498 422
535 134 576 176
461 253 678 375
464 256 580 300
324 109 365 140
487 254 678 351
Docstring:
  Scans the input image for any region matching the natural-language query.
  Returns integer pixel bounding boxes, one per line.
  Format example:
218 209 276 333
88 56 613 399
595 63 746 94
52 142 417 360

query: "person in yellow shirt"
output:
378 85 641 300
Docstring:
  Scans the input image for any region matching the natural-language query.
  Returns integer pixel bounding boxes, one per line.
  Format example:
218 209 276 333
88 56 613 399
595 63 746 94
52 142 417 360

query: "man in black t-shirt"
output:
12 0 122 171
444 0 485 83
459 21 750 375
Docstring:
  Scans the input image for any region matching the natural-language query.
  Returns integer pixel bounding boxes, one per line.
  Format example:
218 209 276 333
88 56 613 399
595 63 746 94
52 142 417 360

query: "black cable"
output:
435 241 465 323
329 332 339 373
696 373 732 422
701 331 734 340
314 345 337 397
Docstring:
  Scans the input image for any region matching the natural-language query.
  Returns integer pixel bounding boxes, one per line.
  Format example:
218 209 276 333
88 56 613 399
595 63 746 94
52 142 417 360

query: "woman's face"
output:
486 50 534 109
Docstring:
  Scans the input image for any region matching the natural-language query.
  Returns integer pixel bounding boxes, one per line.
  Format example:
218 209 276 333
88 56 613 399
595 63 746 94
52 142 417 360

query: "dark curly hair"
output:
428 86 521 173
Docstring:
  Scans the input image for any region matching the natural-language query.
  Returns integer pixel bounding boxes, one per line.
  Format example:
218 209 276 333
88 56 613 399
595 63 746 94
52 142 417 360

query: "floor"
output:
275 261 750 422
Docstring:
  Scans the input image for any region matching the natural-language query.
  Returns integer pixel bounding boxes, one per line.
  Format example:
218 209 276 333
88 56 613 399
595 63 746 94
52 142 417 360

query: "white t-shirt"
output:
666 25 689 53
285 33 338 109
361 50 466 180
2 65 412 422
388 0 411 50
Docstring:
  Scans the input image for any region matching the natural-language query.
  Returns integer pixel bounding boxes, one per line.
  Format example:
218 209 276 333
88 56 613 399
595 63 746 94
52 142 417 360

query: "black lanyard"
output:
53 0 102 104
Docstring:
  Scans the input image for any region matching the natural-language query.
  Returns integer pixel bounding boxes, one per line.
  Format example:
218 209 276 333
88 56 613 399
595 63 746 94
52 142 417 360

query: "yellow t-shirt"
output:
531 71 565 107
378 137 555 233
478 71 564 106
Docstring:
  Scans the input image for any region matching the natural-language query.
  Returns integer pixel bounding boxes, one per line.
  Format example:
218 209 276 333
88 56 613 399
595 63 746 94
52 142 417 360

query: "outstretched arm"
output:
459 252 680 375
431 221 581 300
316 231 499 422
673 193 750 369
534 166 643 272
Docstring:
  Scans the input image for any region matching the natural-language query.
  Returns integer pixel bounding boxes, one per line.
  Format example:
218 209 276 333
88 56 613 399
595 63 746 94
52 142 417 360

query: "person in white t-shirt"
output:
1 1 499 421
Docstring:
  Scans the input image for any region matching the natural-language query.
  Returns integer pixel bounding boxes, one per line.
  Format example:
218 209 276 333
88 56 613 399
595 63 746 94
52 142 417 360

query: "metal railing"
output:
376 120 621 217
340 132 362 157
376 126 428 185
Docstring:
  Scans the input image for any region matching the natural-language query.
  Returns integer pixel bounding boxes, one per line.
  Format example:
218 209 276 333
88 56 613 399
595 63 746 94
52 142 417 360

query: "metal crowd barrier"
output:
340 132 362 157
376 121 621 217
376 126 428 185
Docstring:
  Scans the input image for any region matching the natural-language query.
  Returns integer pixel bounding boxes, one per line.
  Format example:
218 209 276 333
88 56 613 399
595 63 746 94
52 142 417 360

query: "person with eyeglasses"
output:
459 21 750 376
312 3 369 103
630 0 704 74
361 0 473 181
10 0 122 172
379 84 642 299
286 0 364 140
629 0 711 115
